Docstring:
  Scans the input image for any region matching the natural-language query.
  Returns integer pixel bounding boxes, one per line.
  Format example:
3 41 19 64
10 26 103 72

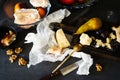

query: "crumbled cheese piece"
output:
109 32 116 40
112 26 120 43
80 33 92 46
95 38 112 49
95 39 105 47
105 43 112 49
95 63 102 72
106 37 111 43
105 37 112 49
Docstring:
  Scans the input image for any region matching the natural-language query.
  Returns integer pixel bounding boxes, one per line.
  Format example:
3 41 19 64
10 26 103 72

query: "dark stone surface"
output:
0 0 120 80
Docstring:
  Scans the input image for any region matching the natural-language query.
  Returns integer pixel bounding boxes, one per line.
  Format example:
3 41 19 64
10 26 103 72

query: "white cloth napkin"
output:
25 9 93 75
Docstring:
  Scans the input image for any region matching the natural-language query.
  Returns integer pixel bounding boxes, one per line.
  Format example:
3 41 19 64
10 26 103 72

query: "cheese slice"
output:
56 29 70 48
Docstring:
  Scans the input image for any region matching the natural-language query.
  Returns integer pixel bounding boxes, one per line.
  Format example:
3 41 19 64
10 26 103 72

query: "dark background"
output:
0 0 120 80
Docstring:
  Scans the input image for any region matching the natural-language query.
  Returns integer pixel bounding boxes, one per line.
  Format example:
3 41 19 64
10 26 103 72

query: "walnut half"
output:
95 63 102 72
6 49 14 55
15 47 23 54
18 58 27 66
1 30 16 46
9 55 17 63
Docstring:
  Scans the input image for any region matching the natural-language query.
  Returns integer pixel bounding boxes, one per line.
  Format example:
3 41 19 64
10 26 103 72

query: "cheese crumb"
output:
112 26 120 43
109 32 116 40
95 39 105 47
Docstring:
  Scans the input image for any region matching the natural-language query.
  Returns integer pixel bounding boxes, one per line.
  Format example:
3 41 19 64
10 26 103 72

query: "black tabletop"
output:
0 0 120 80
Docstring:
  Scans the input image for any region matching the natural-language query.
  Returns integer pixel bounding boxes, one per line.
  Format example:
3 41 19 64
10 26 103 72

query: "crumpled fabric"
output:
25 9 93 75
71 50 93 75
25 9 71 67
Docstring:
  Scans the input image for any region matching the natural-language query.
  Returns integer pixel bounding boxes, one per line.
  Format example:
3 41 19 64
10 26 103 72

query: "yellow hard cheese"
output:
56 29 70 48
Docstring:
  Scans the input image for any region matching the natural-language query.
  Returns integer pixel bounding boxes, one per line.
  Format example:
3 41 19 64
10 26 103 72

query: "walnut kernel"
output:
15 47 23 54
95 63 102 72
18 58 27 66
6 49 14 55
9 55 17 63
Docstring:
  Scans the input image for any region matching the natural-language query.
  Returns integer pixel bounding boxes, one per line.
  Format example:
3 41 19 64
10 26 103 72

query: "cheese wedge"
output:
56 29 70 48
